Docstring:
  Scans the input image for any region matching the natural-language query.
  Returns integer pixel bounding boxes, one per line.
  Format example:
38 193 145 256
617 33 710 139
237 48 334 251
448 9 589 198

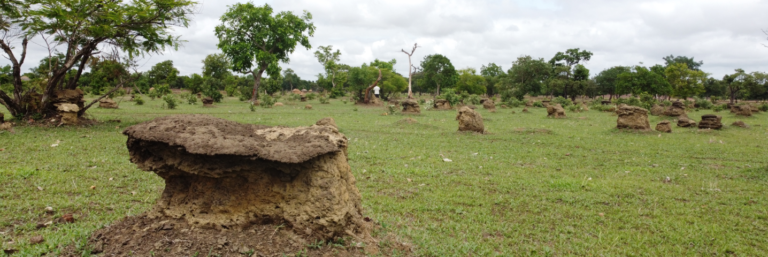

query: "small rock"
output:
62 213 75 223
45 206 54 213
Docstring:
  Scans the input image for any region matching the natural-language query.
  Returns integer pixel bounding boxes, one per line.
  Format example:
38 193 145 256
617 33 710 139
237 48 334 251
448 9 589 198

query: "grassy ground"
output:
1 95 767 256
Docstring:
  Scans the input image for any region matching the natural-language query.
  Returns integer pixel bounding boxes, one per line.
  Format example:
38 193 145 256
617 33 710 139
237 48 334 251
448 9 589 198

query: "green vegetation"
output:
2 95 768 256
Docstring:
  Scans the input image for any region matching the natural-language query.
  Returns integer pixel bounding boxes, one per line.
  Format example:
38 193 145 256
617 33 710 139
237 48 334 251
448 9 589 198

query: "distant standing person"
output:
373 85 381 99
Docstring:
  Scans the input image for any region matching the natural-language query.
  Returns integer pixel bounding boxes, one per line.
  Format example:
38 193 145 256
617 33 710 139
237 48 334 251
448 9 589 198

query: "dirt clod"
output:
433 99 452 110
29 236 44 245
98 98 118 109
698 114 723 130
616 105 650 130
456 106 484 133
401 99 421 114
732 121 748 128
655 121 672 133
547 104 566 118
732 105 752 116
663 102 686 117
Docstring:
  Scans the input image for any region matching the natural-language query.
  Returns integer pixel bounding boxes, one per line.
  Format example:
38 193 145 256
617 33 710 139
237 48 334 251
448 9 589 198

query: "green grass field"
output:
1 95 767 256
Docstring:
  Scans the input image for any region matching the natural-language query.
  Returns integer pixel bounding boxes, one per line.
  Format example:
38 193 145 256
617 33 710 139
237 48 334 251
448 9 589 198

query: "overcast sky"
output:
5 0 768 80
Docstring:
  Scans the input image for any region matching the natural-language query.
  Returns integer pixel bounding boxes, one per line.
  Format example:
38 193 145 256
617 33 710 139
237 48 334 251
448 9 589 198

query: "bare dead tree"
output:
400 43 419 99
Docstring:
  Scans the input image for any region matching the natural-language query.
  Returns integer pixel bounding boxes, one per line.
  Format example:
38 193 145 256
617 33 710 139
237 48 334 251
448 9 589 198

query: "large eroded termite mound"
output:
122 115 366 240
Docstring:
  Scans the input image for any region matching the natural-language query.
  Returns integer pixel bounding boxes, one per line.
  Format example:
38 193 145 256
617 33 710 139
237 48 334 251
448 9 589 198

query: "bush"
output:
532 101 544 108
186 94 197 105
759 103 768 112
418 98 426 105
466 94 481 105
306 93 318 100
552 96 572 107
319 96 330 104
238 86 253 101
329 88 344 99
225 84 237 97
567 105 581 112
438 89 461 107
259 94 276 108
506 99 525 108
387 105 398 115
710 96 720 105
693 96 713 109
134 95 145 105
713 104 724 112
661 100 672 107
249 103 256 112
162 95 177 109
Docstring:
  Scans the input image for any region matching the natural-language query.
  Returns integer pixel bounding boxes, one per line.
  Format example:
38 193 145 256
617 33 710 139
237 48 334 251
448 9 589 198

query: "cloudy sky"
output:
6 0 768 79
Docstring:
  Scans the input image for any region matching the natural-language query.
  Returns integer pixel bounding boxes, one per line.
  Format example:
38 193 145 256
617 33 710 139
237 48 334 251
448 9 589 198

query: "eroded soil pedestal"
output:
72 115 379 256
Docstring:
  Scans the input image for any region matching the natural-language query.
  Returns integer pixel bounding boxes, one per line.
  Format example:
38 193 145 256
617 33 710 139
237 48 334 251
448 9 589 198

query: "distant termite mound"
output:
122 115 367 240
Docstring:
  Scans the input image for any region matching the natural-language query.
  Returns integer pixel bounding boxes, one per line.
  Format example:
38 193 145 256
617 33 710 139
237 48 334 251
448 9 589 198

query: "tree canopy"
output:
418 54 458 96
202 53 231 80
215 3 314 101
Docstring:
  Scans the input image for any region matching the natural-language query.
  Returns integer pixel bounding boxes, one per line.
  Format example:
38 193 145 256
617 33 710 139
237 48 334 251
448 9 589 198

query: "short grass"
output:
1 95 767 256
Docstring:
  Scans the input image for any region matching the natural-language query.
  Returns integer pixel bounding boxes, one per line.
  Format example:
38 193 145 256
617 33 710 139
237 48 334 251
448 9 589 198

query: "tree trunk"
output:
434 83 441 100
0 37 29 118
363 69 382 104
66 55 90 90
251 66 267 102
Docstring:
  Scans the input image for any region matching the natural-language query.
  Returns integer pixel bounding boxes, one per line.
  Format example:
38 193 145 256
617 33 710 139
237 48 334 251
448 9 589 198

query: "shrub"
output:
467 94 481 105
186 94 197 105
319 96 330 104
532 101 544 108
506 99 525 108
387 105 398 115
552 96 572 107
759 103 768 112
693 96 713 109
259 94 276 108
567 105 581 112
418 98 426 105
162 95 178 109
713 104 724 112
661 100 672 107
249 103 256 112
307 93 318 100
329 88 344 99
437 89 463 107
134 95 145 105
238 86 253 101
710 96 720 105
225 84 237 97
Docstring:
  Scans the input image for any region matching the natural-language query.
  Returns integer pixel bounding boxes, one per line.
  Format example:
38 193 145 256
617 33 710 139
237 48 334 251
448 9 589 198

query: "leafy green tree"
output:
282 68 300 90
502 56 551 101
455 68 486 95
702 77 725 98
148 60 179 87
549 48 593 100
215 3 314 102
418 54 458 96
188 74 204 94
87 59 128 95
0 0 196 118
665 63 706 100
379 70 407 99
723 69 757 103
594 66 630 100
480 63 503 96
616 66 670 97
202 77 223 102
663 55 703 71
748 72 768 100
314 45 342 88
202 53 231 80
262 74 283 95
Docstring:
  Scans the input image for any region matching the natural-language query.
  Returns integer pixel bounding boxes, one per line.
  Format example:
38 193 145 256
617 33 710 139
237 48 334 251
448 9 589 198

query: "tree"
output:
147 61 179 87
594 66 630 100
418 54 458 97
723 69 757 104
314 45 342 88
202 53 231 80
0 0 196 118
665 63 706 99
87 59 128 95
549 48 593 100
616 66 670 97
502 56 551 101
400 43 419 99
663 55 703 71
282 68 300 90
215 3 315 102
480 63 504 96
188 74 205 94
455 68 486 95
